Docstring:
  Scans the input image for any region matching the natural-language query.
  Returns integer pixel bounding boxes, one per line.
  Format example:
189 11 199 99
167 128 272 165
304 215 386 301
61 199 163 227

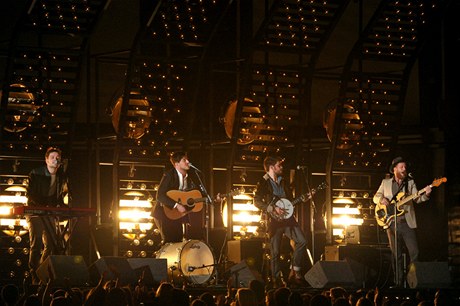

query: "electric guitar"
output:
268 182 327 221
375 177 446 228
164 189 240 220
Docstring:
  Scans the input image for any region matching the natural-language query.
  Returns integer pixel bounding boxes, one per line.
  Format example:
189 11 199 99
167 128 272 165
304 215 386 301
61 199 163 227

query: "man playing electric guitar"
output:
373 156 432 287
152 151 204 243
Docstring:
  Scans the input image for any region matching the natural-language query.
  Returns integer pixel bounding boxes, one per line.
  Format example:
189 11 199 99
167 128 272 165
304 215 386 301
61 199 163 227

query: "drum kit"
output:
155 239 219 286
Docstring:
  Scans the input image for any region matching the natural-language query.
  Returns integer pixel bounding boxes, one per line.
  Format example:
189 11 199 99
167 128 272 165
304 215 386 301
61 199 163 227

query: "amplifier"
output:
324 244 392 288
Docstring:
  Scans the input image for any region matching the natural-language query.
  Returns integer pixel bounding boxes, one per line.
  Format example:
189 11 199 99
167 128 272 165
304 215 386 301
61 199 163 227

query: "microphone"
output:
189 163 201 172
296 165 308 170
53 160 61 166
408 172 414 180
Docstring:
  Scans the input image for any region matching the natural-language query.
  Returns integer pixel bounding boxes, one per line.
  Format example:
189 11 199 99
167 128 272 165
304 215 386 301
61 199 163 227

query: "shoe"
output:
288 270 306 287
29 271 40 286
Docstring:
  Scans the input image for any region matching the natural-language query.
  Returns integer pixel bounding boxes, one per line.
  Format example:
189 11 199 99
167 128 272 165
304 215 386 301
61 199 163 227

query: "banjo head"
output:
274 198 294 220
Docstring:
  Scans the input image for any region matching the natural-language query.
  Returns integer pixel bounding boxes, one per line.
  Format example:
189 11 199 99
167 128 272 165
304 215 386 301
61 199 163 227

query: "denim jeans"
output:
270 225 307 279
27 216 53 283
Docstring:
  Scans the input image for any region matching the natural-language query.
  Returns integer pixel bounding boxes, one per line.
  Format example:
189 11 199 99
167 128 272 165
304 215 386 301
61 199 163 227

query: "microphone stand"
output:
300 167 315 265
389 180 406 287
190 263 220 271
192 168 213 243
191 168 217 282
229 264 247 288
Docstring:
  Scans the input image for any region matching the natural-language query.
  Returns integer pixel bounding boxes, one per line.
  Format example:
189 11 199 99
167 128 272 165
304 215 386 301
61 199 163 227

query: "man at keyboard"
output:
26 146 70 285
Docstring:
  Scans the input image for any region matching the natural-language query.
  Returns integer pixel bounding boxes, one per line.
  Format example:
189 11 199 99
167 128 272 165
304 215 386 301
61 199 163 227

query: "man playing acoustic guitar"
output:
373 156 432 287
152 151 204 243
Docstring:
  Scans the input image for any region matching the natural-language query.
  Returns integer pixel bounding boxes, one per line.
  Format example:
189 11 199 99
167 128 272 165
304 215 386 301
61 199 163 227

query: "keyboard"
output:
12 205 96 217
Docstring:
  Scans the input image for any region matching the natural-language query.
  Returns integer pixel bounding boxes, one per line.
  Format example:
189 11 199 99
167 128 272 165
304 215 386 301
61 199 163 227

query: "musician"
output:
26 146 69 285
373 156 431 287
152 151 203 243
253 156 307 287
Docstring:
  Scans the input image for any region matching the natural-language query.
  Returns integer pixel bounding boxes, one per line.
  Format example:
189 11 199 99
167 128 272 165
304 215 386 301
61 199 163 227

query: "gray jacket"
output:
373 177 429 228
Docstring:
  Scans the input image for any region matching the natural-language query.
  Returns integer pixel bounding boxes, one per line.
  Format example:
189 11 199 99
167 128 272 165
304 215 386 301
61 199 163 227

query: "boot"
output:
272 272 287 288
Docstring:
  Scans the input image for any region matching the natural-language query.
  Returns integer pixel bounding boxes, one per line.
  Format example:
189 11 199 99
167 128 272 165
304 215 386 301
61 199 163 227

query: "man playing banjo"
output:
254 156 308 287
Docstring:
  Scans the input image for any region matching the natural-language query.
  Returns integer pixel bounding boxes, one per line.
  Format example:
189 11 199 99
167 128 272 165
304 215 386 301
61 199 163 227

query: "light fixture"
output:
0 83 40 133
222 97 262 145
111 91 152 140
5 186 27 192
223 192 261 238
124 191 144 197
119 186 154 234
0 194 27 204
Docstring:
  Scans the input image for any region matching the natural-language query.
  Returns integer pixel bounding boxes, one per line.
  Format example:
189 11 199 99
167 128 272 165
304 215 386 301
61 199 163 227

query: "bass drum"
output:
156 240 215 285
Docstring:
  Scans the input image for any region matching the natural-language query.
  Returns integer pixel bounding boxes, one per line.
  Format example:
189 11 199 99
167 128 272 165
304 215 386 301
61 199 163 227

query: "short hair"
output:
263 156 284 172
46 147 62 158
170 151 187 165
236 288 257 306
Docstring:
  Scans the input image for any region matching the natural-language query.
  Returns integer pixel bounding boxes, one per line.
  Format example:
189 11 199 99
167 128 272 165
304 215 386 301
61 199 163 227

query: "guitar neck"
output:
194 197 208 203
291 193 311 206
290 183 326 206
396 185 429 208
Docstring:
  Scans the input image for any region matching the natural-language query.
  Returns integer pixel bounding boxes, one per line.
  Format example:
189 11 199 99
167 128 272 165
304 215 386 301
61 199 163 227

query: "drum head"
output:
156 240 215 285
180 240 215 284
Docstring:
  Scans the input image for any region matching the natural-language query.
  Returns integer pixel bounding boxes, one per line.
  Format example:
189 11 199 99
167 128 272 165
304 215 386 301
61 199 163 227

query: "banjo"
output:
269 182 327 221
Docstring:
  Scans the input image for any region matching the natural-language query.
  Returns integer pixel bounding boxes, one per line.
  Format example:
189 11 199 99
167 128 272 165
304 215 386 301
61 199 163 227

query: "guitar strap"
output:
390 178 407 203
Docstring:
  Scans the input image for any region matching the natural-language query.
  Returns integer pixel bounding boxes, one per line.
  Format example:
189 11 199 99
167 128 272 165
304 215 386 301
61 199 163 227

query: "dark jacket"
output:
26 166 68 207
152 168 198 218
253 173 298 236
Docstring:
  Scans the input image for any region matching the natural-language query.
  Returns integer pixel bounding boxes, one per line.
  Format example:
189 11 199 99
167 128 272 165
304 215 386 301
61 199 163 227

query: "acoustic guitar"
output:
164 189 240 220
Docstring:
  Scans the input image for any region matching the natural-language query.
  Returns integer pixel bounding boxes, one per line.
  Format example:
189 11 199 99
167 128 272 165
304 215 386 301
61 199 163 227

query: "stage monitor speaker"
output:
89 256 137 286
227 239 264 272
407 262 451 289
304 260 356 289
36 255 89 286
228 260 263 288
127 258 168 286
